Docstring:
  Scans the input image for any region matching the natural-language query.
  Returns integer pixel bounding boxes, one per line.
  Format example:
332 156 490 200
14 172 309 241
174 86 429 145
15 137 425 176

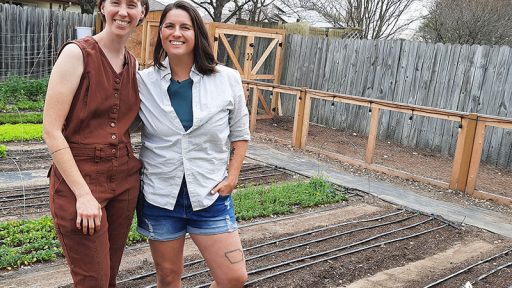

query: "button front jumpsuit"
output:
48 37 141 287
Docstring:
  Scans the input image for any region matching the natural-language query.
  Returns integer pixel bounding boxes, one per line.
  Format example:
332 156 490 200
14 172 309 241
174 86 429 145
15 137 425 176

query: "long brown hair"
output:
153 1 217 75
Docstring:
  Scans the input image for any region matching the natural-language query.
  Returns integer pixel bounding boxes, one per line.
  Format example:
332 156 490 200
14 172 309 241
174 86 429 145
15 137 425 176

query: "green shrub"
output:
0 124 43 142
0 145 6 158
0 76 48 112
0 112 43 124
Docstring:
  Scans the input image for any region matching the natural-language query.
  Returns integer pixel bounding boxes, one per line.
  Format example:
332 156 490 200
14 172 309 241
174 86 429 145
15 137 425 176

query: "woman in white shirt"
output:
136 1 250 287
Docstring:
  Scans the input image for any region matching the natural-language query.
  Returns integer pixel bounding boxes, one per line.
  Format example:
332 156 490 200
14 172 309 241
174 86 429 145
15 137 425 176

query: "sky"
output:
153 0 434 39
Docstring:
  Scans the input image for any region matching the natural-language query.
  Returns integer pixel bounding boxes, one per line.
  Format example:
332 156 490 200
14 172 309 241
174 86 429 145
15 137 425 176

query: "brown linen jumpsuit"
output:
48 36 141 288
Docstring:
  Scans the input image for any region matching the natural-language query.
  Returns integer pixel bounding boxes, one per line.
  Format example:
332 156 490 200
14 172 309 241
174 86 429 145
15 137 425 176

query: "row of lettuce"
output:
0 75 48 157
0 177 347 270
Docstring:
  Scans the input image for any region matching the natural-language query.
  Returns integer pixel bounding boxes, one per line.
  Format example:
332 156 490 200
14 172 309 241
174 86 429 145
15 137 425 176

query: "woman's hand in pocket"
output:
210 177 237 196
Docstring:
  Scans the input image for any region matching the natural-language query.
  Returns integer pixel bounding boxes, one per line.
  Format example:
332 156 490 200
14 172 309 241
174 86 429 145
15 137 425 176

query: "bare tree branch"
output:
418 0 512 46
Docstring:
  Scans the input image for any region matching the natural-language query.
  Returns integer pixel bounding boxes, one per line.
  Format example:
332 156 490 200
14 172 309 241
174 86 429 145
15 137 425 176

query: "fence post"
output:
465 120 487 194
299 91 312 149
449 113 478 192
365 106 380 164
292 88 306 148
249 86 259 134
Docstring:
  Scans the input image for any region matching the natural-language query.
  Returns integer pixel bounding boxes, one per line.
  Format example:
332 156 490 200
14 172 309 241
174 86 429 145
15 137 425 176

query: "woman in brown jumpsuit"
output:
43 0 148 286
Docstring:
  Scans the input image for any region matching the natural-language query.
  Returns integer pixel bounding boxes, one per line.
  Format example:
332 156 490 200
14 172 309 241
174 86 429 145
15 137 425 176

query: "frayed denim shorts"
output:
136 178 238 241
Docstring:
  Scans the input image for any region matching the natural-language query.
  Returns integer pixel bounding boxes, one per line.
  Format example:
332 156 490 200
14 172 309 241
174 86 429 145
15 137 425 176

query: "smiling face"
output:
160 9 195 61
100 0 145 36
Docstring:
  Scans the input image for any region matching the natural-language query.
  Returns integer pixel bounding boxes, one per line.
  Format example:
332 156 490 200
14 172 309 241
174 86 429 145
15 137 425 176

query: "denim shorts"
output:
136 178 238 241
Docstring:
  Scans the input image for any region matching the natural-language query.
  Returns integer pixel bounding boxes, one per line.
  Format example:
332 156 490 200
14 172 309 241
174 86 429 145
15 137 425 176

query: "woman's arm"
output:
43 43 102 235
212 140 248 196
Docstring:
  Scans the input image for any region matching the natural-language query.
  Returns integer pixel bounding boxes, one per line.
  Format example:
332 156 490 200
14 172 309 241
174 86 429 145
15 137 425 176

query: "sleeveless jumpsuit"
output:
48 36 141 287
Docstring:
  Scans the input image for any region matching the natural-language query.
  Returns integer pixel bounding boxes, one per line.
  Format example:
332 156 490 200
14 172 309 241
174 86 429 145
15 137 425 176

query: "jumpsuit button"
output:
111 134 117 140
110 122 116 127
115 78 120 84
112 149 116 153
112 108 118 113
114 92 119 97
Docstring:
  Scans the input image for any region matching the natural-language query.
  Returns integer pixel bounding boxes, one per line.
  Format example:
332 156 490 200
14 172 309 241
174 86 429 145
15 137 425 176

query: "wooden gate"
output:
206 23 285 122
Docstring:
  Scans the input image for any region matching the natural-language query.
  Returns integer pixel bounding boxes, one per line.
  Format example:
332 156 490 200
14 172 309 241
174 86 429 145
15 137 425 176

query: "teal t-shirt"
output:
167 78 193 131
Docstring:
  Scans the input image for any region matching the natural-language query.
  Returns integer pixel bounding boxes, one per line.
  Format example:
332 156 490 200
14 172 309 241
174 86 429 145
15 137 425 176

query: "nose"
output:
171 27 183 37
118 4 128 16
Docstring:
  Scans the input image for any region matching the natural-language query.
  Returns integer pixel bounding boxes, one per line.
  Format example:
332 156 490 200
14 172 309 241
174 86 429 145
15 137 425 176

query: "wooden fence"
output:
0 3 94 79
276 35 512 169
243 79 512 206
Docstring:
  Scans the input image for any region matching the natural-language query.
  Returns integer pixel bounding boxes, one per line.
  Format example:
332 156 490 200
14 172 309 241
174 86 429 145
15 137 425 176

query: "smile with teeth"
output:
114 19 130 26
170 41 185 45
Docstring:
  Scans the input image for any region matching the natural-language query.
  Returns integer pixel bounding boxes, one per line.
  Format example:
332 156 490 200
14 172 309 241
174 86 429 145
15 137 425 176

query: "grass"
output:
0 124 43 142
0 145 6 158
0 112 43 124
0 177 346 269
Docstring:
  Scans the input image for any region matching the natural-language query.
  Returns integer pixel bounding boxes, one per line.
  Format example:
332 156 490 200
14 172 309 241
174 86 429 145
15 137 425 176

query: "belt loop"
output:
95 147 101 162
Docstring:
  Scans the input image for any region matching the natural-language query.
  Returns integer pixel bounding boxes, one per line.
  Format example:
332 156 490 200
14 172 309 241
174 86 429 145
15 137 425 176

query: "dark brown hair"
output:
97 0 149 26
153 1 217 75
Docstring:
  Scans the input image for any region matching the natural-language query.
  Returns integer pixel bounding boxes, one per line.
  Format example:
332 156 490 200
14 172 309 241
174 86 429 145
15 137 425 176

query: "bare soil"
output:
1 129 512 287
253 116 512 217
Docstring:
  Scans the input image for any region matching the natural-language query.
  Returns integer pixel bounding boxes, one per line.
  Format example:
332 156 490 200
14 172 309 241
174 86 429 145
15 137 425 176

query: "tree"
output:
281 0 418 39
417 0 512 46
80 0 96 14
191 0 252 22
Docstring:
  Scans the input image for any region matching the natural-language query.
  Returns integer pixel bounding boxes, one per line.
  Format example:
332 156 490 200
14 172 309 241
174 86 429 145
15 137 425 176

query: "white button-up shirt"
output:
137 62 250 211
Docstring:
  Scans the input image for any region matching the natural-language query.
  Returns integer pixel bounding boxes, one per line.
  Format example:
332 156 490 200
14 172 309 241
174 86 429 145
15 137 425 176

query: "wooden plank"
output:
210 22 286 35
216 28 284 40
471 190 512 206
249 87 259 133
365 107 380 164
450 114 478 191
306 146 450 188
300 93 312 149
465 121 487 194
251 38 278 75
243 34 255 80
219 33 243 74
253 74 275 80
292 90 306 148
272 35 285 116
257 90 272 116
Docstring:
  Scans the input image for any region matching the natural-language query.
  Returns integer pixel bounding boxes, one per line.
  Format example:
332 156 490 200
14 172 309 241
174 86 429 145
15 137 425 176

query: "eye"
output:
163 23 174 30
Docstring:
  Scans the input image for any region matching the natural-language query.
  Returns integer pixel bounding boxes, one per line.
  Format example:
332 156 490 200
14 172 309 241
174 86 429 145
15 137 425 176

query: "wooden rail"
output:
243 80 512 206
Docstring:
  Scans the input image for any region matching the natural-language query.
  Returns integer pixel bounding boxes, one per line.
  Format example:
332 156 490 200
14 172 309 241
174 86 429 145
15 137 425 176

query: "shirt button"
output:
111 134 117 140
115 78 120 84
111 148 116 153
113 108 118 113
110 122 116 127
114 92 119 97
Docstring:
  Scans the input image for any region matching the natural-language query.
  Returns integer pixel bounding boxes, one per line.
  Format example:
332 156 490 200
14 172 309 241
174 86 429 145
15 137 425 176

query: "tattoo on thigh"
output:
224 248 244 264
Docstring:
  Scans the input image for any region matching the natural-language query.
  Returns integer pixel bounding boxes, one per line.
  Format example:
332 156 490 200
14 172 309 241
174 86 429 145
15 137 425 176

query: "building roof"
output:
148 0 165 11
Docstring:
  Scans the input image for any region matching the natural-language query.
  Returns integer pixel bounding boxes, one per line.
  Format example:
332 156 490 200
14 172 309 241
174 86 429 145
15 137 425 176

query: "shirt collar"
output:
158 57 203 82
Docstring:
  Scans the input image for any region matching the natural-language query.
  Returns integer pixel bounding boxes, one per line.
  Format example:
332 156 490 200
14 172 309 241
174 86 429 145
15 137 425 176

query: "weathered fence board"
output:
0 3 94 79
276 35 512 168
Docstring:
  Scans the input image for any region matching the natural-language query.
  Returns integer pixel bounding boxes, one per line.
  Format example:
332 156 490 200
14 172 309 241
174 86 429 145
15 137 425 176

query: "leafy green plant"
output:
0 177 346 269
0 216 62 270
0 124 43 142
233 176 347 221
0 76 47 112
0 144 6 158
0 112 43 124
